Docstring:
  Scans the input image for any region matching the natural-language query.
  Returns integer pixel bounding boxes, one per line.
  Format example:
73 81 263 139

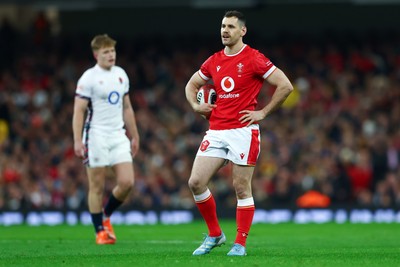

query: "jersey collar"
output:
224 44 247 57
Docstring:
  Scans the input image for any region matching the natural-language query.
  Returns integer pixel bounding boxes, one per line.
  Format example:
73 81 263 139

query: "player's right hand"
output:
74 141 86 158
195 103 217 117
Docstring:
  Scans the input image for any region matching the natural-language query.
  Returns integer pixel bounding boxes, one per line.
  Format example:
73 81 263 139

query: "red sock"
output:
235 198 255 247
194 189 221 237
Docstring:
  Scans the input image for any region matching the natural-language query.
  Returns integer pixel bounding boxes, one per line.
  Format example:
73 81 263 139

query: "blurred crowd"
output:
0 16 400 211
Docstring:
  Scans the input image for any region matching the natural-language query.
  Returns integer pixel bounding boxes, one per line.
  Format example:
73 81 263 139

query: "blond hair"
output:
91 34 116 51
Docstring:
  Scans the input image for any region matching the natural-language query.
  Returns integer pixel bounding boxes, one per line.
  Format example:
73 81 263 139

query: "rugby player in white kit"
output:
72 34 140 244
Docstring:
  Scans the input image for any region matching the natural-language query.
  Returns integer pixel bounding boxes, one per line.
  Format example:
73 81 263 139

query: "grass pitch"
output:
1 220 399 267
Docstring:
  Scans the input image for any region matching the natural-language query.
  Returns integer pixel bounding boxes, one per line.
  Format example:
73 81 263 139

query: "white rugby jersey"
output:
76 64 129 132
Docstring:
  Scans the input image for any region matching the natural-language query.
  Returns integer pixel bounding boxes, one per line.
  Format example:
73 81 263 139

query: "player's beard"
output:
221 36 232 46
222 37 238 48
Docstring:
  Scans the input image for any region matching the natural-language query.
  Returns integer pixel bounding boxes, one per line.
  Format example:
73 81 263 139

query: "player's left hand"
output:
239 110 266 126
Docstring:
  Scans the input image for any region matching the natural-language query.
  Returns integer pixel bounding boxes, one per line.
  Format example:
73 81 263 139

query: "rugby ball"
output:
197 84 216 105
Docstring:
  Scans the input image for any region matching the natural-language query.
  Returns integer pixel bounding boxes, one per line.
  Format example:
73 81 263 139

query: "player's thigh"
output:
112 162 134 187
86 166 107 193
232 164 255 192
190 156 226 184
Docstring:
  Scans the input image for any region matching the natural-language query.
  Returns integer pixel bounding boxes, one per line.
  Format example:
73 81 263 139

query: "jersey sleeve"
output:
252 51 276 79
198 55 213 81
122 69 130 95
76 71 92 99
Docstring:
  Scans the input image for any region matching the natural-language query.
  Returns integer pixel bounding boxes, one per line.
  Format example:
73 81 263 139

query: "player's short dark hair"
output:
91 34 116 51
224 10 246 26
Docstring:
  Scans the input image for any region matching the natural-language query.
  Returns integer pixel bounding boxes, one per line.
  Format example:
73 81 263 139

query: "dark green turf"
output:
1 221 399 267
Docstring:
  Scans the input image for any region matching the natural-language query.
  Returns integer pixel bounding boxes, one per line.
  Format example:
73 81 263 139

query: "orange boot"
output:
103 218 116 240
96 230 115 245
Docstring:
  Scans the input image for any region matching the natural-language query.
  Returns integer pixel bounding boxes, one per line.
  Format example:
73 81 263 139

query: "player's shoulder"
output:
244 45 271 63
207 49 225 60
203 49 226 67
244 45 264 56
82 65 96 74
78 65 97 81
112 65 128 76
112 65 124 72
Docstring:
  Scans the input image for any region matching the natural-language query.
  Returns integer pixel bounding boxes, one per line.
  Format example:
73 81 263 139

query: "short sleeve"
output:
252 51 276 79
122 69 130 94
199 56 213 81
76 71 92 99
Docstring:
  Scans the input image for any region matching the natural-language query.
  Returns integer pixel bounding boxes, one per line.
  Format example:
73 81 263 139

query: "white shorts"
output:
83 129 132 168
196 124 261 166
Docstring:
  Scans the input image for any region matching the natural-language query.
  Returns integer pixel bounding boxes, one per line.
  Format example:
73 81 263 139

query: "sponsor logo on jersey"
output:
240 153 245 159
221 76 235 92
219 93 240 99
220 76 239 99
108 91 120 105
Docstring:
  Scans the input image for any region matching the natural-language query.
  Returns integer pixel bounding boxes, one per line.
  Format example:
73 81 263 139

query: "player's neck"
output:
224 42 245 55
97 63 113 71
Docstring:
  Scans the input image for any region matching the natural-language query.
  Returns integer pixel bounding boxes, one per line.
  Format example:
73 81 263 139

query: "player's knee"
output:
188 177 202 192
89 186 103 196
233 180 250 198
119 178 134 191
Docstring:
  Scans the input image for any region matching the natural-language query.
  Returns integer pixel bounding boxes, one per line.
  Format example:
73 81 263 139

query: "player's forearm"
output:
185 84 200 110
262 83 293 117
72 111 85 143
72 97 88 143
123 109 140 142
185 72 206 111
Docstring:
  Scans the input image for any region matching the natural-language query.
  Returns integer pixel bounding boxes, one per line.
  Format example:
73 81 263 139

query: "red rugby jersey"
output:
199 45 276 130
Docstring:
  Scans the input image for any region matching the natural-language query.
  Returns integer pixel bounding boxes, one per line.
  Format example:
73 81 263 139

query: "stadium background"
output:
0 0 400 225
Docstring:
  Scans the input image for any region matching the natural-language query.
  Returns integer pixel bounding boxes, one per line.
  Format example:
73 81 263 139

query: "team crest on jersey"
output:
200 140 210 152
237 63 243 77
237 62 244 74
119 77 123 84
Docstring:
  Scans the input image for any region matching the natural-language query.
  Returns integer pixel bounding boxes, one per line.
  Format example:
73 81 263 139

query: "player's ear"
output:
241 26 247 37
93 51 98 60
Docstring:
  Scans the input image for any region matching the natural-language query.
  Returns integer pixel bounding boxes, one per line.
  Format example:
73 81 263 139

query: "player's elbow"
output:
286 81 294 92
284 82 294 96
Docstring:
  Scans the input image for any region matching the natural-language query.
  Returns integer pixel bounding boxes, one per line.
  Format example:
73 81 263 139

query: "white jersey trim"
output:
224 44 247 57
263 65 277 79
198 70 210 81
